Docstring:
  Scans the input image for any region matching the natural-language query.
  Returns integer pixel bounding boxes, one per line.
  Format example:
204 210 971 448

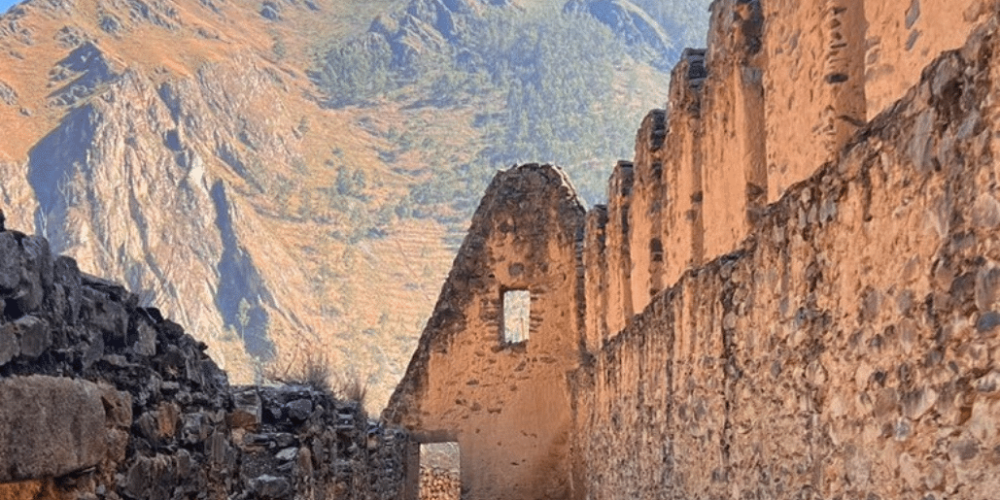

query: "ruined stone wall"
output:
627 110 667 316
596 0 993 345
762 0 868 203
661 49 706 290
385 164 586 500
0 227 407 500
763 0 986 203
864 0 989 120
699 0 767 262
604 161 635 335
576 18 1000 499
583 206 609 353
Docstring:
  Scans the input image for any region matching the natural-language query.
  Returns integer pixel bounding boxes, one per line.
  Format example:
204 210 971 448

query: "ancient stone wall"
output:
762 0 867 203
384 164 587 500
763 0 985 204
699 0 767 262
575 17 1000 499
604 161 635 335
583 205 609 353
0 227 408 500
864 0 990 120
627 110 667 316
660 49 706 290
592 0 993 346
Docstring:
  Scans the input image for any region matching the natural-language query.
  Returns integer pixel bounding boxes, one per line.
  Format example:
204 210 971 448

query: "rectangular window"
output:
502 289 530 344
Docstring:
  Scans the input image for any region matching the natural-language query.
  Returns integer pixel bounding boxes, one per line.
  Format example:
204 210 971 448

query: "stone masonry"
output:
384 164 586 500
0 227 408 500
2 1 996 499
389 1 1000 499
576 15 1000 496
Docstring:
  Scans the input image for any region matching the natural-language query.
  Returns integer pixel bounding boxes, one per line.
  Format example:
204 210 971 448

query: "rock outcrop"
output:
0 226 408 500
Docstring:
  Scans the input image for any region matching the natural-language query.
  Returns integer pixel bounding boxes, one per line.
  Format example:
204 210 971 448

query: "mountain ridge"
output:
0 0 710 410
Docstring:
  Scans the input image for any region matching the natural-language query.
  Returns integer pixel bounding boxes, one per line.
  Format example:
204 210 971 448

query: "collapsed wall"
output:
0 227 407 500
575 15 1000 499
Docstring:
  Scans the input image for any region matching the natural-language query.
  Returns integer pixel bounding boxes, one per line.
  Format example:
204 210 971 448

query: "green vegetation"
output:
311 1 713 212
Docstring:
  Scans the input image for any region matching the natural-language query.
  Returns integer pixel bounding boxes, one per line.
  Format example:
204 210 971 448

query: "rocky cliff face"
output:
0 0 708 412
0 226 408 499
0 0 457 407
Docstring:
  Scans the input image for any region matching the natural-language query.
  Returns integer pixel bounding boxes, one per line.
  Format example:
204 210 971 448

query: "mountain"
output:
0 0 709 410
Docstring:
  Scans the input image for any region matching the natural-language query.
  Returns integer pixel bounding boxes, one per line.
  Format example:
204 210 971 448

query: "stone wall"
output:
699 0 767 262
627 110 667 316
605 161 635 335
574 16 1000 499
384 164 587 500
864 0 990 120
661 49 706 291
763 0 986 203
0 227 407 500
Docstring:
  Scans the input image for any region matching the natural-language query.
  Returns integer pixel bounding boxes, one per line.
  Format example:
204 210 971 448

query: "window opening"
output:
502 289 530 344
420 442 460 500
650 238 664 262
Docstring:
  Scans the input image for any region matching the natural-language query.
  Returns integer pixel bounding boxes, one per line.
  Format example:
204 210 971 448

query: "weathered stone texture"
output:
575 17 1000 499
661 49 705 289
0 376 108 482
0 224 408 500
865 0 988 119
763 0 987 204
627 110 667 315
583 205 609 353
763 0 868 203
699 0 767 263
605 161 635 336
385 164 586 500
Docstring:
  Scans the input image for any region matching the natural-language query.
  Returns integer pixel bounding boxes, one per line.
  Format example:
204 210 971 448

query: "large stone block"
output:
13 315 50 359
0 375 107 482
0 233 51 318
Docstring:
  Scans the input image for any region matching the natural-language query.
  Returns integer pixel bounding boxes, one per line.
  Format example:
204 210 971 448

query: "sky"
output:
0 0 17 14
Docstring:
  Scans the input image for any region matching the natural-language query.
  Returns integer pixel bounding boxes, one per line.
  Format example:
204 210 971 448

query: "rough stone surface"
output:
574 12 1000 500
386 3 1000 500
0 375 107 482
385 164 586 500
0 227 408 500
605 161 635 335
699 0 767 264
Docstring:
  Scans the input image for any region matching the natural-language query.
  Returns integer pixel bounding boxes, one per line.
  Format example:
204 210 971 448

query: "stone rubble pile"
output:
418 465 459 500
0 227 408 500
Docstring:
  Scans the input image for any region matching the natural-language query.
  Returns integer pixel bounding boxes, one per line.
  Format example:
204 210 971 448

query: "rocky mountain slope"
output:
0 0 709 409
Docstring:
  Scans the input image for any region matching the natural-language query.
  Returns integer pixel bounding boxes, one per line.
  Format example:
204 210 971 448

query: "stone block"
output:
230 388 262 429
0 232 20 294
52 256 82 325
14 315 50 359
0 322 19 366
250 475 291 498
0 376 107 482
132 321 157 357
286 398 313 422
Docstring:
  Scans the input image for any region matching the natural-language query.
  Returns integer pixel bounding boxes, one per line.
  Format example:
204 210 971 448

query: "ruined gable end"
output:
385 163 586 500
